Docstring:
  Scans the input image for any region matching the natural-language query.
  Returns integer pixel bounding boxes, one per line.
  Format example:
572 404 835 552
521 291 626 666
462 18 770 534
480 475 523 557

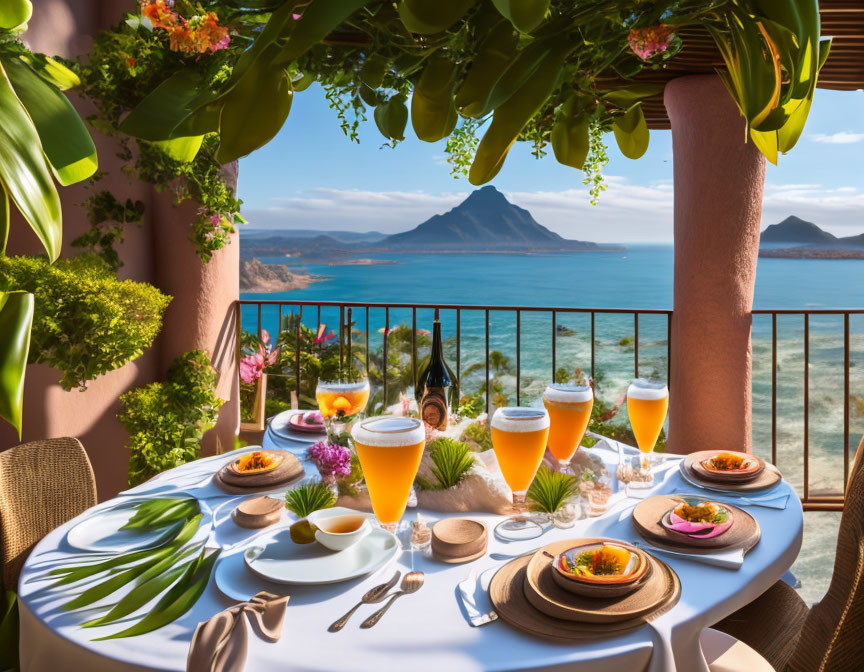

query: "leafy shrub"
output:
460 419 493 452
0 254 170 391
119 351 223 486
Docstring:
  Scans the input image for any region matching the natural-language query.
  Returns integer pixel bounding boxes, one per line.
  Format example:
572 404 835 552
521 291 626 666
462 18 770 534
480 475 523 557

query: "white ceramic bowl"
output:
311 510 371 551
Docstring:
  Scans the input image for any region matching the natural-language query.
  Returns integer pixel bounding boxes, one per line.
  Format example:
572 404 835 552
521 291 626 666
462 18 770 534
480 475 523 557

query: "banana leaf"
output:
0 183 8 255
0 61 62 261
93 548 219 640
0 291 33 437
2 57 97 186
612 103 649 160
26 55 80 91
121 498 198 531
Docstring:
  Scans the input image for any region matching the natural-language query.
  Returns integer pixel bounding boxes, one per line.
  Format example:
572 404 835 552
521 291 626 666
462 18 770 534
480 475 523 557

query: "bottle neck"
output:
431 320 443 359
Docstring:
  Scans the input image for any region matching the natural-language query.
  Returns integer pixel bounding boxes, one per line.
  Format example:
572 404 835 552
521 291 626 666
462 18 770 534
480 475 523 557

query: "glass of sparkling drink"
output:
490 407 550 540
542 383 594 471
626 378 669 486
316 378 370 443
351 416 426 532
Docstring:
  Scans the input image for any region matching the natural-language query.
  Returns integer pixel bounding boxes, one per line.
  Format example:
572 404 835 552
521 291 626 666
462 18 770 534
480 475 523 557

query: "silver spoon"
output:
328 570 401 632
360 572 425 629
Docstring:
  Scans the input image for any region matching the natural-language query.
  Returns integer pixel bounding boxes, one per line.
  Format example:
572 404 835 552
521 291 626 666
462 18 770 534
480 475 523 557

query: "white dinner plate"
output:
679 460 782 495
66 498 211 553
268 410 326 443
243 520 399 585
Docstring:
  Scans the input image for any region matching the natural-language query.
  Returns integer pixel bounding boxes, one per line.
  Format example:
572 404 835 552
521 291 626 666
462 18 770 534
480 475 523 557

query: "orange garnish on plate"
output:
232 451 284 474
709 452 747 471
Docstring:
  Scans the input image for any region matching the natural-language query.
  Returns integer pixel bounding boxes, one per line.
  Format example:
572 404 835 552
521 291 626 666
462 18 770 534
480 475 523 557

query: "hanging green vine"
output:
583 121 610 206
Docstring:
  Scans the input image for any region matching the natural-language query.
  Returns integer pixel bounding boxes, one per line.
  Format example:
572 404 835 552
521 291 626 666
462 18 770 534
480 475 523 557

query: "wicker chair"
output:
0 437 97 591
713 434 864 671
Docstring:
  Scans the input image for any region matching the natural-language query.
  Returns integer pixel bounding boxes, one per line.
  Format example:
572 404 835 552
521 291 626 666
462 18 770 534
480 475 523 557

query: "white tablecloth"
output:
18 436 802 672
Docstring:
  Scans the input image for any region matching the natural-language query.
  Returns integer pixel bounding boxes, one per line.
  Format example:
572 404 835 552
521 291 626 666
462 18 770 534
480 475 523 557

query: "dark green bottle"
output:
416 309 455 430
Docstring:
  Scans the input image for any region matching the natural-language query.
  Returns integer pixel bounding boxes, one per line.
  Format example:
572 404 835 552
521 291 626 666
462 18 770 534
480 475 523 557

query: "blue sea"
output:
242 244 864 497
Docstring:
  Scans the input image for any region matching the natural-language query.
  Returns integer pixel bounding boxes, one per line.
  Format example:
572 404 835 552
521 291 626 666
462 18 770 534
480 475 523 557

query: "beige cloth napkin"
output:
187 592 290 672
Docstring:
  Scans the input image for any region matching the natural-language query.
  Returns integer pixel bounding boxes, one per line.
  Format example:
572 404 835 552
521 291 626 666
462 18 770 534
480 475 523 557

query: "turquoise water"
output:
241 244 864 497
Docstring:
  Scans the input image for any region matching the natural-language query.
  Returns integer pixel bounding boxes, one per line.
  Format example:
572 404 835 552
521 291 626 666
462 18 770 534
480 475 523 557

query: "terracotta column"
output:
151 165 240 457
664 75 766 455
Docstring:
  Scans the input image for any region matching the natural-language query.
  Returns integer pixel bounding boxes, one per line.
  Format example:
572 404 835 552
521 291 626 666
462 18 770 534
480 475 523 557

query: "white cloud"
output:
810 131 864 144
241 181 864 242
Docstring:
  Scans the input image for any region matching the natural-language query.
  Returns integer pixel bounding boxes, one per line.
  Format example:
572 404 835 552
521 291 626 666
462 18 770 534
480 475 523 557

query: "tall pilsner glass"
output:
491 407 550 540
543 384 594 471
626 379 669 486
351 416 425 532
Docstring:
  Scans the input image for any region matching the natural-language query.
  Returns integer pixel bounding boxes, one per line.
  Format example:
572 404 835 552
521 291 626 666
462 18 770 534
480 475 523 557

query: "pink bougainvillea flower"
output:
628 25 675 61
239 340 279 383
315 324 335 344
308 441 352 478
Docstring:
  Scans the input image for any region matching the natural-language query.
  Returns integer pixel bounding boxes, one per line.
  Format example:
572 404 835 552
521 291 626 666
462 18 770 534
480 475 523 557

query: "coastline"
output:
759 248 864 259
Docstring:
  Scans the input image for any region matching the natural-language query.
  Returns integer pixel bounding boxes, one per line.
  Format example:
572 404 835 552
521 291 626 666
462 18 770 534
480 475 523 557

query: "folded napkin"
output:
633 541 745 570
457 566 499 626
187 592 290 672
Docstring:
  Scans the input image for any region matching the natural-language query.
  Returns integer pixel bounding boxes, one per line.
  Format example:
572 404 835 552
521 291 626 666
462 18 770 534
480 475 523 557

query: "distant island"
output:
759 215 864 259
240 186 623 262
239 258 323 293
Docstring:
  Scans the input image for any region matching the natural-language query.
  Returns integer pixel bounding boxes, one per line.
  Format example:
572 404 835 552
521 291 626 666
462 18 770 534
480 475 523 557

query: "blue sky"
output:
237 86 864 243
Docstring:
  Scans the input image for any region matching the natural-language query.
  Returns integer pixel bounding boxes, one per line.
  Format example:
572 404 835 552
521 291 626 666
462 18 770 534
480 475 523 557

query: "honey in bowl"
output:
317 514 366 534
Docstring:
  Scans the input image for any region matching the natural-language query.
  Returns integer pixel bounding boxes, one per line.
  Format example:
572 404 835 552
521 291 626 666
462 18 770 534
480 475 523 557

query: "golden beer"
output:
627 379 668 454
542 384 594 466
351 416 425 526
316 380 370 418
491 407 550 496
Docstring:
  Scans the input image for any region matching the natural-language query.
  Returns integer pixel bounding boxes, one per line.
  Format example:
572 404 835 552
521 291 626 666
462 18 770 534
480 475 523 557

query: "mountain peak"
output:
382 186 604 251
761 216 837 245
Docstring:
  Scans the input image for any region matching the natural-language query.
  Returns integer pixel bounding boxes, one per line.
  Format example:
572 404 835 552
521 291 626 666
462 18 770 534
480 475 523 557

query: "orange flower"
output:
141 0 179 29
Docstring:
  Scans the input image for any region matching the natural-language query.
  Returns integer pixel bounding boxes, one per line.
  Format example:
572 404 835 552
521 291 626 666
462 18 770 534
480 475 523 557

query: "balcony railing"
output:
238 300 864 512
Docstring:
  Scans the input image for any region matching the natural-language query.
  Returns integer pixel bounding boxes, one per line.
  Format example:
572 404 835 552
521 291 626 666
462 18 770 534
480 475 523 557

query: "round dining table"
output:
18 429 802 672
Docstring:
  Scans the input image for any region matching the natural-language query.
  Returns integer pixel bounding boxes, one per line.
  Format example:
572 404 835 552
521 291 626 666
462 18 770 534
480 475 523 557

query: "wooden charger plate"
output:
522 539 676 624
632 495 761 555
490 551 680 642
681 452 781 493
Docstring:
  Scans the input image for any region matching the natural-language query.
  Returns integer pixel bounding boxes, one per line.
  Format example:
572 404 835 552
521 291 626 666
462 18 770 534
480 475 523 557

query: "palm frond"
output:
428 437 475 490
527 466 579 514
284 479 337 517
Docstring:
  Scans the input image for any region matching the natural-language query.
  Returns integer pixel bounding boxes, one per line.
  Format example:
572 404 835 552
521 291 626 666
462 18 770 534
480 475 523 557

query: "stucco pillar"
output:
151 165 240 457
664 75 766 454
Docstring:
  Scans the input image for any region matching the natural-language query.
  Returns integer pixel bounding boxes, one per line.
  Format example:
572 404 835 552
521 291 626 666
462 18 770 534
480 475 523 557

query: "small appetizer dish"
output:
551 542 649 597
289 411 325 433
230 450 285 475
661 498 734 539
699 451 762 479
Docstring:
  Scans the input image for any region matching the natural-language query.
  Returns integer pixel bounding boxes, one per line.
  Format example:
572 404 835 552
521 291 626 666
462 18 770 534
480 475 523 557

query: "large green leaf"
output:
398 0 476 35
94 548 219 640
551 97 590 170
216 58 293 164
0 62 62 260
601 84 665 109
0 291 33 437
612 103 649 160
491 0 549 33
272 0 374 65
151 135 204 163
2 57 97 186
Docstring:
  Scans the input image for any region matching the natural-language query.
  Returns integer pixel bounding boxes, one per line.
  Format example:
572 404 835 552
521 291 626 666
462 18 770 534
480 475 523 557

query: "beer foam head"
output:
627 379 668 400
351 415 425 447
491 407 549 432
543 383 593 403
317 379 369 392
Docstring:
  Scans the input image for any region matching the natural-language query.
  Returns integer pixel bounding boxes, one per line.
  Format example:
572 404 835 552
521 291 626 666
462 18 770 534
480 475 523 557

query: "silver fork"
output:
329 570 401 632
360 572 425 629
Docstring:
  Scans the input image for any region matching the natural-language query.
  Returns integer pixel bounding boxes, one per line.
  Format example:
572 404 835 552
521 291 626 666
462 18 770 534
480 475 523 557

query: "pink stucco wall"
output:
665 75 766 454
0 0 239 498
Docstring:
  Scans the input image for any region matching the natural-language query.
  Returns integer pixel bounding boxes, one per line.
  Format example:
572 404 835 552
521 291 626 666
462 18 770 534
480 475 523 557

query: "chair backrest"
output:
0 437 97 591
789 434 864 671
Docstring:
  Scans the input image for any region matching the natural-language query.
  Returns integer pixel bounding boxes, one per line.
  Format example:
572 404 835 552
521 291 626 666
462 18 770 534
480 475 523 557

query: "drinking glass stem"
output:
512 491 527 516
